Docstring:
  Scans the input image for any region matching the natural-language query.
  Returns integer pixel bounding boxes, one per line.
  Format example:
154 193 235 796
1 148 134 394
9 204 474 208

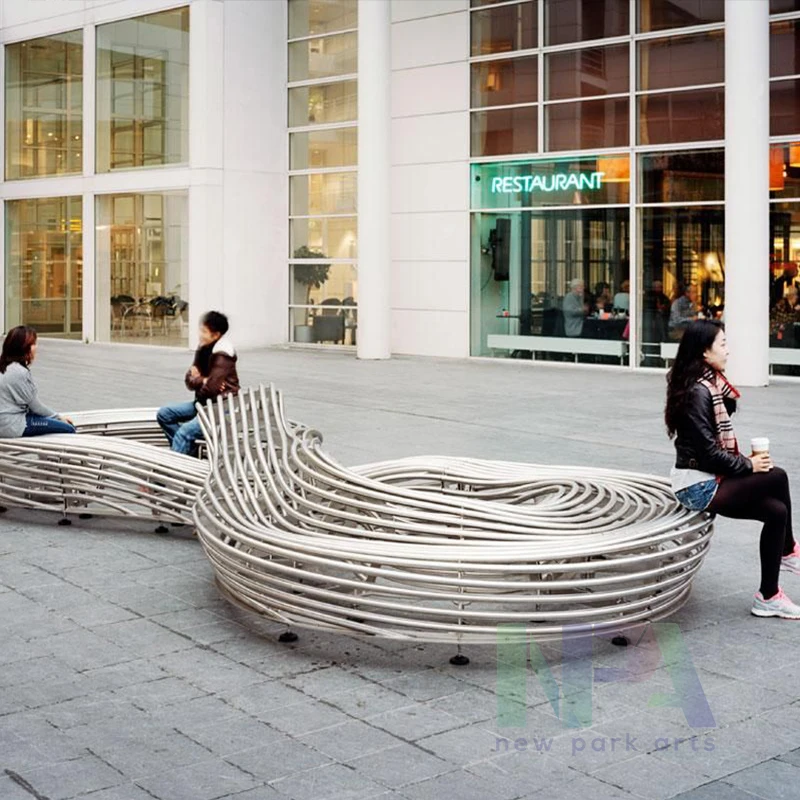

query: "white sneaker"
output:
781 544 800 576
751 587 800 619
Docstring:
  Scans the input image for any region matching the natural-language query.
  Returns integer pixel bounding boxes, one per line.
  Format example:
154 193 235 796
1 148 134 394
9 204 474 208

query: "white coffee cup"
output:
751 437 770 456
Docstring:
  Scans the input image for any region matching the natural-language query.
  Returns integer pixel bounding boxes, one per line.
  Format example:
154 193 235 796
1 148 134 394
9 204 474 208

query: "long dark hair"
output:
0 326 37 374
665 320 724 437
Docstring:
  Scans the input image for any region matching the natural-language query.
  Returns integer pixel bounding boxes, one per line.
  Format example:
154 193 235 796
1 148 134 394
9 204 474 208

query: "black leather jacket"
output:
673 383 752 477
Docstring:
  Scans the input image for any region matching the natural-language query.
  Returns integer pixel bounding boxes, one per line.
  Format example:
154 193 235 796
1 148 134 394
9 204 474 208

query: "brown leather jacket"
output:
185 334 240 405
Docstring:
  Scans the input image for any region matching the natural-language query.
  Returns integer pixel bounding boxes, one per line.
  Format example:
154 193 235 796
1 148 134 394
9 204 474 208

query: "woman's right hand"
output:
751 453 773 473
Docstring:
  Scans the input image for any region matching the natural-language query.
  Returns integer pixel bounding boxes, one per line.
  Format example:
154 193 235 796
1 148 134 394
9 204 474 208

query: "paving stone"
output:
265 698 355 736
110 676 207 710
80 658 168 692
135 758 262 800
227 680 309 717
214 787 283 800
415 723 507 766
72 784 156 799
592 751 708 799
427 685 518 725
0 712 88 761
368 703 466 741
470 749 579 793
94 618 196 657
38 694 149 730
154 649 267 695
671 782 762 799
91 729 215 780
346 743 454 789
521 772 647 799
14 753 124 800
651 717 795 781
270 763 387 800
299 719 403 762
95 585 191 616
225 735 333 782
177 713 283 756
143 694 241 728
63 601 139 627
0 655 80 689
778 747 800 768
42 629 133 671
14 676 94 710
395 766 522 800
285 665 376 699
0 773 48 800
725 759 800 800
381 670 470 703
328 682 416 719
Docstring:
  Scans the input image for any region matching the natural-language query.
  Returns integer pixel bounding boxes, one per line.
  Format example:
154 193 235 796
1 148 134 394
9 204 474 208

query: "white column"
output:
725 0 769 386
357 0 391 360
81 194 96 343
188 0 225 350
82 23 96 343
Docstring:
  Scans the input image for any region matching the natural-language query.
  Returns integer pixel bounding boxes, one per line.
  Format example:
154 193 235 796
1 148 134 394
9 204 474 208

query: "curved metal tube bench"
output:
0 409 205 524
193 385 713 644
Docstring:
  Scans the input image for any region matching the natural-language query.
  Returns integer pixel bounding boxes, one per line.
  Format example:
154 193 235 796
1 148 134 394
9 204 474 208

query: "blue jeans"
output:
156 401 203 456
675 479 718 511
22 413 76 437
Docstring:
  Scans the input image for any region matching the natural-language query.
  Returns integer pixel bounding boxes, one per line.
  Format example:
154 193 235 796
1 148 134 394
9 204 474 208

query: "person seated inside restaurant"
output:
669 283 698 340
645 279 671 342
563 278 587 338
593 281 612 312
770 286 800 347
771 263 800 309
613 280 630 313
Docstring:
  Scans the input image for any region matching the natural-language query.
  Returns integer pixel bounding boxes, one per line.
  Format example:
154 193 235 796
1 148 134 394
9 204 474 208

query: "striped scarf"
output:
698 367 740 455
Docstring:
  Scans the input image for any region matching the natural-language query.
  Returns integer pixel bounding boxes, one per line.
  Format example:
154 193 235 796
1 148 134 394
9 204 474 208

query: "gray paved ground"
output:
1 340 800 799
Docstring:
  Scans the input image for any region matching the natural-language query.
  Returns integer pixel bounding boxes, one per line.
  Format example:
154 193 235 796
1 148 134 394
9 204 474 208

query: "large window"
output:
5 31 83 180
95 192 188 346
637 149 725 366
96 8 189 172
471 158 630 362
469 2 726 157
288 0 358 346
6 197 83 338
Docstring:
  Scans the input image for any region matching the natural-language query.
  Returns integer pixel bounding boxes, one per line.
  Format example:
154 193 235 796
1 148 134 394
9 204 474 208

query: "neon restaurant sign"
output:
490 172 604 194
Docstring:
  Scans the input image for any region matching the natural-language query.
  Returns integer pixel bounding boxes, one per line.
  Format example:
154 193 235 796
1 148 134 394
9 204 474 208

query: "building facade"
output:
0 0 797 384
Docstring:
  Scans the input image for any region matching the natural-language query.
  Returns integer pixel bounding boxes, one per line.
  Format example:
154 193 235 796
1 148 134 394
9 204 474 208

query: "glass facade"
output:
470 0 735 368
0 0 798 369
288 0 358 346
95 192 189 346
95 8 189 172
3 8 190 349
5 197 83 338
5 31 83 180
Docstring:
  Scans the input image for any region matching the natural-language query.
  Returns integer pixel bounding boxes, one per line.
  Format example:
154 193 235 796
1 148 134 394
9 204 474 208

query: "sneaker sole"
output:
781 563 800 576
751 606 800 619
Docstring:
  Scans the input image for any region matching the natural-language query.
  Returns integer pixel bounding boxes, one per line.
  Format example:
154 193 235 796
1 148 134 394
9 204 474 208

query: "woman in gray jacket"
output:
0 326 74 438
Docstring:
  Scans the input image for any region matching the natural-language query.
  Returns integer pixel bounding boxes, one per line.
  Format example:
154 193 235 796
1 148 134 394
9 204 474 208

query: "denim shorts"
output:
674 479 718 511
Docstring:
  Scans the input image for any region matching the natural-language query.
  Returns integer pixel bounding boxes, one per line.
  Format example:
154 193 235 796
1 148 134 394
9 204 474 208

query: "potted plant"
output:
292 246 330 343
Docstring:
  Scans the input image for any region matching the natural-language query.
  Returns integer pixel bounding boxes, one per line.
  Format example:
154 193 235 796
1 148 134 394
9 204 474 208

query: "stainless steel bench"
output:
193 385 713 644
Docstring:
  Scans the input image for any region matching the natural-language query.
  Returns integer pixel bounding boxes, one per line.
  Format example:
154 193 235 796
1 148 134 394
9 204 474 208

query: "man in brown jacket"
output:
156 310 240 455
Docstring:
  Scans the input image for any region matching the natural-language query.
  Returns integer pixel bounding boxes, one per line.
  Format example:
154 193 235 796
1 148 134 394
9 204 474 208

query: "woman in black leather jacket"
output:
666 320 800 619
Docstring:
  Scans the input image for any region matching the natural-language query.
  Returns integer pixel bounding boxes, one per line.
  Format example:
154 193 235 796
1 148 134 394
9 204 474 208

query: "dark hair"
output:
673 282 690 301
200 310 229 337
664 320 724 437
0 326 38 374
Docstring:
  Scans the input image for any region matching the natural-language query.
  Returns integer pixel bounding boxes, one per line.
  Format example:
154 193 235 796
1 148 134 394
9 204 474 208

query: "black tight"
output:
707 466 796 599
